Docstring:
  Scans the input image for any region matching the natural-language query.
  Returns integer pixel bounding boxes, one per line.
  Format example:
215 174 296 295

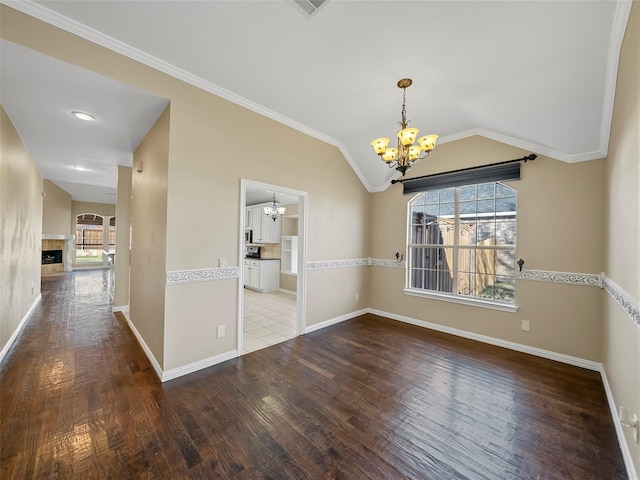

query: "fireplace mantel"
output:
42 234 74 241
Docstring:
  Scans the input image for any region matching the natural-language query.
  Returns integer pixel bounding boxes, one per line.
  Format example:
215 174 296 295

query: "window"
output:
75 213 105 263
407 182 517 308
109 216 116 255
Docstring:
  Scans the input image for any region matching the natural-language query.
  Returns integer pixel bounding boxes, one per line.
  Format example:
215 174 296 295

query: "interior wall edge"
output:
117 310 163 382
0 293 41 365
600 367 639 480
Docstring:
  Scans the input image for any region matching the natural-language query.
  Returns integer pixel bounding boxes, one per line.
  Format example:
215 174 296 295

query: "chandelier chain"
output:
400 87 408 129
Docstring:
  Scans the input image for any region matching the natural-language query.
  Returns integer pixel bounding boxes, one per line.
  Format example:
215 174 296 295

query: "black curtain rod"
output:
390 154 537 185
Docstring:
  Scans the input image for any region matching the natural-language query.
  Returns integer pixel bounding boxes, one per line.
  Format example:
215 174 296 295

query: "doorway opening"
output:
239 179 307 355
75 213 115 267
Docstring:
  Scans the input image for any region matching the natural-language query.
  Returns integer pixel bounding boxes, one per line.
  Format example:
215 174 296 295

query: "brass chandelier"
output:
371 78 438 176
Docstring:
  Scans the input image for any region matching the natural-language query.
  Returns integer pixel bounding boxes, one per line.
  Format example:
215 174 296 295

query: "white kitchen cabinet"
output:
260 212 281 244
244 259 280 293
280 236 298 274
247 206 281 243
243 259 251 287
245 208 253 231
249 206 262 239
249 260 261 289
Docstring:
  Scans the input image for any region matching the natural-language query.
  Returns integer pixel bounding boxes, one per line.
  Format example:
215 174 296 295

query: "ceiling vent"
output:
292 0 327 17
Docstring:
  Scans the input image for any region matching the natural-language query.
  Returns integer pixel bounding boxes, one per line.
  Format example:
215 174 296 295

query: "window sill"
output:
403 288 519 313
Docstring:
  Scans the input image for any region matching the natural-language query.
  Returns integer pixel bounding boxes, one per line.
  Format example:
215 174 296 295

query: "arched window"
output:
407 182 517 307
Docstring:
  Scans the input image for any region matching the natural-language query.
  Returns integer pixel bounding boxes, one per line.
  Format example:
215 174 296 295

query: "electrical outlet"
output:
521 320 531 332
217 325 225 338
219 258 227 268
355 293 359 301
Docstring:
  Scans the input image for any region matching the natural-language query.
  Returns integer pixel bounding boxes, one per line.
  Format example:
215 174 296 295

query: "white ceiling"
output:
0 39 169 203
0 0 632 202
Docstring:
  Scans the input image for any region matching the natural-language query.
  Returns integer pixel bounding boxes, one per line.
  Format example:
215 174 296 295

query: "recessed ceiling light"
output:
71 111 96 121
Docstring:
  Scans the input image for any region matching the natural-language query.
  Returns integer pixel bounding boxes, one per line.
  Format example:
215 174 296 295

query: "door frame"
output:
238 178 308 355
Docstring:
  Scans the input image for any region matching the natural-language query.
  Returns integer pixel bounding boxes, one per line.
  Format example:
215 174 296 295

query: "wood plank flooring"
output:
1 270 627 479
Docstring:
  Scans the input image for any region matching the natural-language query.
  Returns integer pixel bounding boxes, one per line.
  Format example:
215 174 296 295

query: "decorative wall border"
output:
602 276 639 328
306 258 371 270
166 267 239 284
306 258 405 270
516 269 602 287
164 265 638 330
369 258 406 269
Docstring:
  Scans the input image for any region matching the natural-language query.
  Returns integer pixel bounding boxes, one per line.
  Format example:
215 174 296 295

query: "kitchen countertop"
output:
245 257 280 260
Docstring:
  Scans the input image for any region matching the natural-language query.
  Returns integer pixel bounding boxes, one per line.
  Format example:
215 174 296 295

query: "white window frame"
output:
404 183 519 313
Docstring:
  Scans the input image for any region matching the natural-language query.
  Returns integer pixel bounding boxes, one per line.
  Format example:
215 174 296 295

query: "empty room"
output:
1 1 638 478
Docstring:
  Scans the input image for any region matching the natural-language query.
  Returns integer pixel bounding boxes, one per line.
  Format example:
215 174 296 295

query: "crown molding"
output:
3 0 630 194
1 0 377 193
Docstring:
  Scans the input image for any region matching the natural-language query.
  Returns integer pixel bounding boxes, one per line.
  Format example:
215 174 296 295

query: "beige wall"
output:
71 200 115 222
603 1 640 473
369 137 605 361
281 203 299 237
130 106 170 368
42 179 71 235
160 72 370 363
0 7 369 370
307 267 369 325
114 166 132 308
0 105 43 356
279 274 297 293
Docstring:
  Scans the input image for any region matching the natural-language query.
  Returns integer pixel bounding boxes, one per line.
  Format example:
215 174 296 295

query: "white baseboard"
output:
112 304 129 314
600 367 639 480
118 310 164 381
161 350 238 382
117 310 238 383
368 308 602 371
278 288 297 295
304 308 368 334
0 293 41 365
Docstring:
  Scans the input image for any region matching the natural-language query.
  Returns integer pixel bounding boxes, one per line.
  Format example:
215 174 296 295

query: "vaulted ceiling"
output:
0 1 633 202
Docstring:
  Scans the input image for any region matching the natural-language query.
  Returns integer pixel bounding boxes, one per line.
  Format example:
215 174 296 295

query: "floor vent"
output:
292 0 327 17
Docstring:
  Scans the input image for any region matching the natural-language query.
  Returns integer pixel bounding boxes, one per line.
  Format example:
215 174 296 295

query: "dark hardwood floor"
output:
1 270 626 479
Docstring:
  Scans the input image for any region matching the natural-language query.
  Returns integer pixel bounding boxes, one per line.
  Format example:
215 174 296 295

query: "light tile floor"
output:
243 288 297 354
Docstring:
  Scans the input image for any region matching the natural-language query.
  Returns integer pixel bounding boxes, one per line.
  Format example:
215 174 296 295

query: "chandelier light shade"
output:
263 194 286 221
371 78 438 176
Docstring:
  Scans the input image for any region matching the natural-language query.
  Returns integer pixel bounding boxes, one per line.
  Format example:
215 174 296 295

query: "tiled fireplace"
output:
41 234 74 275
